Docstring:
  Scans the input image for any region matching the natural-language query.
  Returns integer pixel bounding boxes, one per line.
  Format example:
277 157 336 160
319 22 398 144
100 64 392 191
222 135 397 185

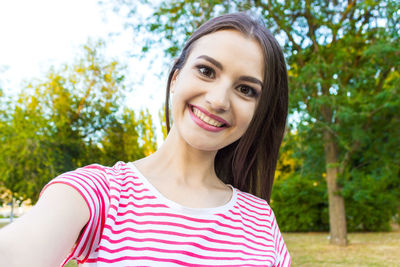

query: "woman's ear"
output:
170 69 179 94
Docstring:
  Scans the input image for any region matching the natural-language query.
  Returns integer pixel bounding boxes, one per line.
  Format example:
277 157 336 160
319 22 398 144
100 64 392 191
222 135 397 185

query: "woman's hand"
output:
0 183 90 267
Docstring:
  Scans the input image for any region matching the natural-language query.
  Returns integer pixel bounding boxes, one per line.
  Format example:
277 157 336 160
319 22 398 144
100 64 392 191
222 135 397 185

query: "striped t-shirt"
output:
42 161 291 266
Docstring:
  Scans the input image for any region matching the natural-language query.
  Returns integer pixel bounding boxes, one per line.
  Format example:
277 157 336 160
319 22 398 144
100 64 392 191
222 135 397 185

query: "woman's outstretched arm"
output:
0 183 90 267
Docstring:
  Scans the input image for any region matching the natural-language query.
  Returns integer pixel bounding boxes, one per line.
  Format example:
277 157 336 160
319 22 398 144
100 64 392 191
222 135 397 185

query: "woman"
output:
0 12 290 266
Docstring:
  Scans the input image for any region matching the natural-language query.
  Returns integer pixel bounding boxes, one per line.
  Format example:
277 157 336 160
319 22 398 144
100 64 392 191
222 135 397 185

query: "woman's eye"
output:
197 66 215 78
238 85 259 98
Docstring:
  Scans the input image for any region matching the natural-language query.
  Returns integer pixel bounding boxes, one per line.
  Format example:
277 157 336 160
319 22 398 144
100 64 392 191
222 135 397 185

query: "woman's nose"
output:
204 82 231 112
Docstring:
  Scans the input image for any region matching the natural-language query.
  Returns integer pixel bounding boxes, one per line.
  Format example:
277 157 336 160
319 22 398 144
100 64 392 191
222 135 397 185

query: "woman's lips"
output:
188 104 229 132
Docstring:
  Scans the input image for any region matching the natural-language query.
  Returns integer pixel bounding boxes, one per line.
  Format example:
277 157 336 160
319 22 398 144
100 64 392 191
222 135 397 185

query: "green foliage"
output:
98 109 145 166
274 129 400 232
272 173 329 232
158 104 168 140
273 131 328 232
343 171 399 232
137 109 157 156
342 151 400 231
0 102 56 202
0 41 158 204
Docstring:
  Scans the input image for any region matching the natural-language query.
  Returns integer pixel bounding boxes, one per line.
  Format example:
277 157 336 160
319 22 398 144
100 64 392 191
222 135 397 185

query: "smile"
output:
193 107 224 127
188 104 229 132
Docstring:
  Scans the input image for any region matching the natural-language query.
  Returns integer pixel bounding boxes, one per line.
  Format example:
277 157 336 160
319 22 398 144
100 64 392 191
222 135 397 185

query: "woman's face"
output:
170 29 264 152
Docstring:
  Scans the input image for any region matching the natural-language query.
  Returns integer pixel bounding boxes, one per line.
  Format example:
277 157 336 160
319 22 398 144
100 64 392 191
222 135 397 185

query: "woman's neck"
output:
132 126 233 208
135 127 222 188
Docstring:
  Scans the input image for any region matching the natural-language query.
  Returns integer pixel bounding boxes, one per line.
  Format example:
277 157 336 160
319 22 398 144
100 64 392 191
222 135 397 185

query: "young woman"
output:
0 12 290 266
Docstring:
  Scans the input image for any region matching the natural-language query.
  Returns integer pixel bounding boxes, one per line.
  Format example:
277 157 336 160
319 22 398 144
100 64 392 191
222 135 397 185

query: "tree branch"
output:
376 68 391 93
333 0 357 42
263 0 305 66
356 8 373 36
305 0 319 53
75 82 94 121
339 140 360 174
338 69 391 174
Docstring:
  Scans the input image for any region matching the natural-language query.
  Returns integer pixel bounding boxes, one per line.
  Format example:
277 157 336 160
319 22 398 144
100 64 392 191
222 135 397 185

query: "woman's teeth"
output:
192 107 224 127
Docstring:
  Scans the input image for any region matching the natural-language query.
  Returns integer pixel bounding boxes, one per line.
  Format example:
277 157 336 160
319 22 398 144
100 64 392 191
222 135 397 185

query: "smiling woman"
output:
168 29 264 152
0 12 290 267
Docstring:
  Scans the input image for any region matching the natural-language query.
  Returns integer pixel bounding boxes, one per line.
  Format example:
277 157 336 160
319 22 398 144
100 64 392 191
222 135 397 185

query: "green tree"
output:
278 0 399 240
0 40 159 204
98 108 147 166
158 104 169 141
105 0 400 245
137 109 157 156
0 96 56 204
34 40 126 170
0 82 14 208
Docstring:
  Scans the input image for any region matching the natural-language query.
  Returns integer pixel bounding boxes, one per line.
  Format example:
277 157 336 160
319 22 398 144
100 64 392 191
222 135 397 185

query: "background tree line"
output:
0 41 157 207
103 0 400 245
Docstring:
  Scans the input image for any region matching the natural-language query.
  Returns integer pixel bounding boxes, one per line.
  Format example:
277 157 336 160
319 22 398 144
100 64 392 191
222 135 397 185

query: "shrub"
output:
271 174 329 232
343 170 400 231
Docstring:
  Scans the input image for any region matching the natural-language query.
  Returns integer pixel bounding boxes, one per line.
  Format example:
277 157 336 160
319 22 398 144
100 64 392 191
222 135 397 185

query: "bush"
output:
271 174 329 232
343 170 400 232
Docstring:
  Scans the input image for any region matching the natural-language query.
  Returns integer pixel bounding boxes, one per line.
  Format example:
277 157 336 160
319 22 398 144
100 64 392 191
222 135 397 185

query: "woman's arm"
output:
0 183 90 267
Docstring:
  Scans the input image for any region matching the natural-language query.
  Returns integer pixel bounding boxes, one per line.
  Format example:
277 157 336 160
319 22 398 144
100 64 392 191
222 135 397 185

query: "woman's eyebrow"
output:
239 76 263 88
196 55 223 70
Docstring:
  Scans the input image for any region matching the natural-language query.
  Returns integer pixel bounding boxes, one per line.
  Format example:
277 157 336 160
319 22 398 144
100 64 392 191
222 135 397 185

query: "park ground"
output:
1 222 399 266
284 227 400 266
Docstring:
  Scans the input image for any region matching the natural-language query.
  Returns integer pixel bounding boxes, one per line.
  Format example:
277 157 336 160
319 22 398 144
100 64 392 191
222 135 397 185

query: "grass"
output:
65 261 78 267
1 223 399 266
284 229 400 266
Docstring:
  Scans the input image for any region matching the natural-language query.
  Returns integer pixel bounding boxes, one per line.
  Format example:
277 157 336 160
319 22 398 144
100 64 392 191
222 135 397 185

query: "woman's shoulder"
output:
71 161 123 173
235 189 270 206
74 161 143 191
59 161 131 180
41 161 133 198
234 189 275 217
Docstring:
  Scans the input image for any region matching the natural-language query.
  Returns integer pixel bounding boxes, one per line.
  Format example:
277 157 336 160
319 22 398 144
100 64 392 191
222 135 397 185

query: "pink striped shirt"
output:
42 161 291 266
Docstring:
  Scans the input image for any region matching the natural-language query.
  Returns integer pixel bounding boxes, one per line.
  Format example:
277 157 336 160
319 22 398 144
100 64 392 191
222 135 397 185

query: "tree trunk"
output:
323 130 347 246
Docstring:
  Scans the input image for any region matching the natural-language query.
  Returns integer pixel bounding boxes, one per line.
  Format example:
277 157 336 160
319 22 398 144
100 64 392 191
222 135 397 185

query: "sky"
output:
0 0 166 141
1 0 121 86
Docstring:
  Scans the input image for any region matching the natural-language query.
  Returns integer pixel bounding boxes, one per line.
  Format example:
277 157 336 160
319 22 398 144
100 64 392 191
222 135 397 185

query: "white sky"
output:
1 0 122 87
0 0 166 142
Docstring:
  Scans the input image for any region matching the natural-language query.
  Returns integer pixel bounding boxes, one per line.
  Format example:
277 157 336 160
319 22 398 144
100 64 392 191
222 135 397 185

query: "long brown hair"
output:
165 12 288 202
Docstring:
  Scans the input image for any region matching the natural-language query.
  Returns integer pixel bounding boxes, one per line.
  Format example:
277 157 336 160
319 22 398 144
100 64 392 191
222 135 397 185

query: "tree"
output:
274 131 299 181
104 0 400 245
0 97 56 204
0 82 13 208
0 40 160 204
278 0 399 243
98 108 149 166
159 110 168 141
137 109 157 156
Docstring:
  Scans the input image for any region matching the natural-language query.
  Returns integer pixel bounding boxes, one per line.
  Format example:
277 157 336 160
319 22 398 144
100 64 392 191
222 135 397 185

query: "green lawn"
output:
284 230 400 266
65 261 78 267
1 222 399 266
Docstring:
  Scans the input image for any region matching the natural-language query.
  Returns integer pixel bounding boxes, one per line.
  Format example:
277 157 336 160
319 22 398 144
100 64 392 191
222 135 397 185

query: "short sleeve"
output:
270 209 291 267
40 164 110 266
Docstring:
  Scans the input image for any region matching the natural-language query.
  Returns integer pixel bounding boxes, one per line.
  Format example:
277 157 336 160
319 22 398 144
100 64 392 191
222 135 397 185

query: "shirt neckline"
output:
127 162 237 216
